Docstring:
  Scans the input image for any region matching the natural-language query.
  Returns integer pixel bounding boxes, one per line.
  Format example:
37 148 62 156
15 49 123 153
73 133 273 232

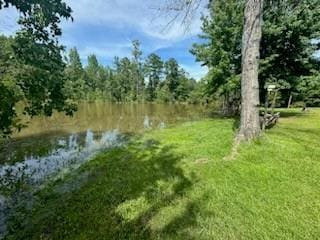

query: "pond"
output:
0 102 211 187
0 102 211 236
0 102 210 165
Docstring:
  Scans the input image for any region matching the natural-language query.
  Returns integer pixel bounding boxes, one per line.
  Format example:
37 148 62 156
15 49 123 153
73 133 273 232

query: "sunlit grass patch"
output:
5 108 320 240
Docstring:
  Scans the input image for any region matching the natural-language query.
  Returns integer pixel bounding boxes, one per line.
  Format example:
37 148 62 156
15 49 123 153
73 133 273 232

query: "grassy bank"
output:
7 109 320 240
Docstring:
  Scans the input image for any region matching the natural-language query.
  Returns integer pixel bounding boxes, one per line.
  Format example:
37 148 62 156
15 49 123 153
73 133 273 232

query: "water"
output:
0 129 122 237
0 102 209 237
0 102 210 165
143 115 150 129
0 129 121 187
0 102 210 191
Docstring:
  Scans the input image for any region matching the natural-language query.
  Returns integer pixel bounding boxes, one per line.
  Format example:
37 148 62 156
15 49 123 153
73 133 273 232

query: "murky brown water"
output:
0 102 211 237
0 102 210 164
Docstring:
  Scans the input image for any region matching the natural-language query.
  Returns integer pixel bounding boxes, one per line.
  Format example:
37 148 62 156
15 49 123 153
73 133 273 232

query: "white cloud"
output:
78 42 132 60
0 0 206 41
64 0 205 41
0 0 206 51
0 0 207 79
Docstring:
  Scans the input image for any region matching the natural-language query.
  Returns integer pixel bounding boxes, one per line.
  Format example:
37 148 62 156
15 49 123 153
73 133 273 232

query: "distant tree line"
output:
0 1 210 138
1 0 320 138
64 40 203 104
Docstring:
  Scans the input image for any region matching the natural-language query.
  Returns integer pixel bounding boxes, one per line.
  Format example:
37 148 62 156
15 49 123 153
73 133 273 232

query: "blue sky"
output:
0 0 208 80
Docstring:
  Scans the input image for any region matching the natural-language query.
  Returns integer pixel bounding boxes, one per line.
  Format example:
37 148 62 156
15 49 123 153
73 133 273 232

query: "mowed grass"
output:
7 109 320 240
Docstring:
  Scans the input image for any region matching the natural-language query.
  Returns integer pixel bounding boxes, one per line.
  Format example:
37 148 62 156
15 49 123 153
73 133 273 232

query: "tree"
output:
85 54 100 91
0 1 72 21
175 74 196 102
109 57 122 102
238 0 263 140
297 73 320 108
188 78 209 104
0 36 23 136
155 58 196 103
96 66 111 99
162 0 263 139
131 40 144 101
156 83 174 103
64 48 86 100
164 58 180 99
192 0 320 111
260 0 320 107
145 53 163 101
0 0 73 137
68 48 83 73
115 57 133 102
191 0 243 115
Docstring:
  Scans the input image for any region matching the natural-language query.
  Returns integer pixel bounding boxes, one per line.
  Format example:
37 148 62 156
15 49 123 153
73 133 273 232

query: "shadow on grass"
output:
277 110 305 118
271 127 320 152
7 136 199 240
229 109 308 133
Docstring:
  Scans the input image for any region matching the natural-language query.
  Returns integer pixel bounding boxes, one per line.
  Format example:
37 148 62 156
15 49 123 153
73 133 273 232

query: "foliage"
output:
187 79 210 104
131 40 144 101
145 53 164 101
192 0 320 111
0 36 23 136
191 0 243 114
0 0 74 137
297 73 320 107
155 84 174 103
64 41 201 104
164 58 180 97
260 0 320 104
0 0 72 36
0 34 76 137
64 48 87 100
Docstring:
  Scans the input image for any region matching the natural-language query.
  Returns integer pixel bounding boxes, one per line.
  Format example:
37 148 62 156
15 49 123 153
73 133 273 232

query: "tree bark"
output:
287 94 292 108
271 90 278 114
238 0 264 141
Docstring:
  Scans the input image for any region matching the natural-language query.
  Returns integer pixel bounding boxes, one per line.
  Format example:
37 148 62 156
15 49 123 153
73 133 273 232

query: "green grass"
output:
6 109 320 240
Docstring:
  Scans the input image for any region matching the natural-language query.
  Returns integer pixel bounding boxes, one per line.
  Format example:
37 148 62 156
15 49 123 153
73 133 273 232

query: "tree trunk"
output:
238 0 264 141
287 94 292 108
271 90 278 114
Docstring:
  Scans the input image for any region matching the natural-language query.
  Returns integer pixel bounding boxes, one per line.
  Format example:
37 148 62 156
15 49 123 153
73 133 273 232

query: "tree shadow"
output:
232 118 240 131
277 110 305 119
267 125 320 154
7 136 201 239
279 127 320 139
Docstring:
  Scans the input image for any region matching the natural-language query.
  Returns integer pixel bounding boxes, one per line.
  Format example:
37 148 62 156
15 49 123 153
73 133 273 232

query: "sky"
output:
0 0 208 80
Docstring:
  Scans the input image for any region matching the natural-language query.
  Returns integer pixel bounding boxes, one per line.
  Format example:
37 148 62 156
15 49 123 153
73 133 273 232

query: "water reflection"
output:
143 115 150 129
0 129 122 237
0 103 210 237
0 130 121 187
0 102 209 164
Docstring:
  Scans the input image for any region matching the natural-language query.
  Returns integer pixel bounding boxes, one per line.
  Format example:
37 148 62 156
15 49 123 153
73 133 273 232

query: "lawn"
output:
6 109 320 240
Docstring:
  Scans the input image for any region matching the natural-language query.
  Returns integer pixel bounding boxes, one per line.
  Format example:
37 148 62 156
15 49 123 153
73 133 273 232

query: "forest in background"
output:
2 1 320 238
1 0 320 137
63 40 204 104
